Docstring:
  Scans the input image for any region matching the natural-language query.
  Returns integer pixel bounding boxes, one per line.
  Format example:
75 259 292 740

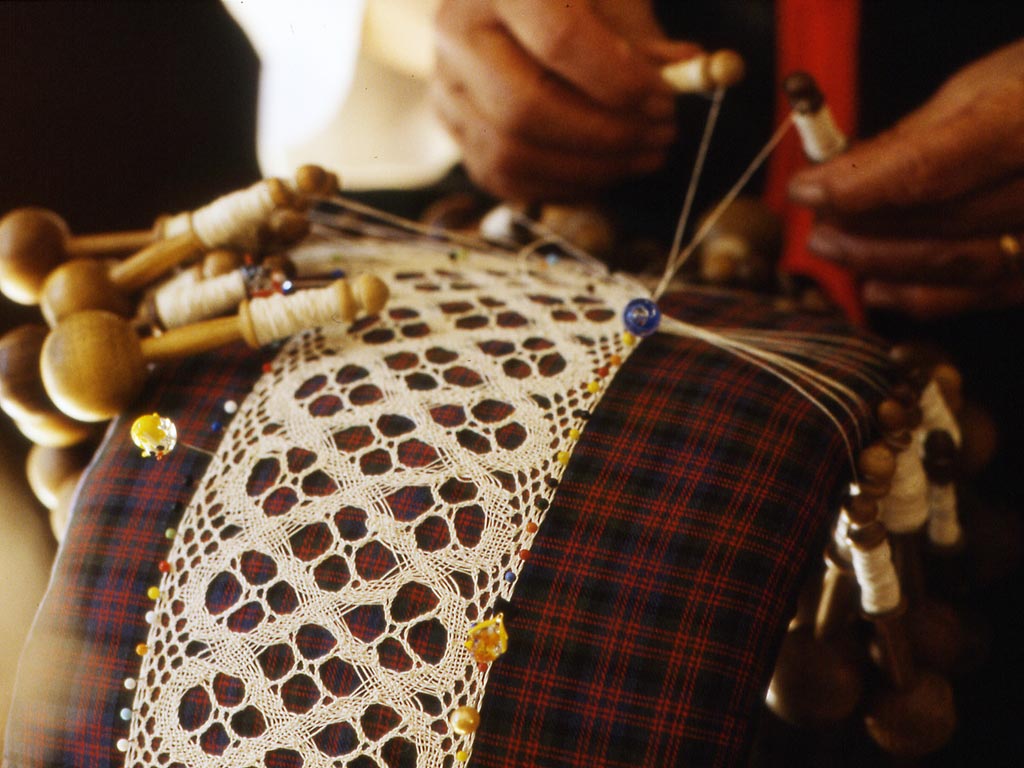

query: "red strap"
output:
764 0 862 323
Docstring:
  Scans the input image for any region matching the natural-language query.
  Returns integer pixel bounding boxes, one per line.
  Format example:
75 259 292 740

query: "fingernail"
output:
788 177 828 207
642 95 675 119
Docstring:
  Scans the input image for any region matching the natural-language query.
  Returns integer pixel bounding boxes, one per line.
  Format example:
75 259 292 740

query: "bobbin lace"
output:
121 236 643 768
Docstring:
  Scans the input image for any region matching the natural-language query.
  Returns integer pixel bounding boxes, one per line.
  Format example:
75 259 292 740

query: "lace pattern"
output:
122 237 645 767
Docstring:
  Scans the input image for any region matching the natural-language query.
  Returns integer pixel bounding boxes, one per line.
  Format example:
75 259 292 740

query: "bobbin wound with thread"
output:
783 70 848 162
40 274 389 422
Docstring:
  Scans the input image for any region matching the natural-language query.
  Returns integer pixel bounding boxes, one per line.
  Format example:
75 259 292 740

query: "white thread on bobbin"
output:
927 483 961 548
190 180 277 250
792 108 847 163
247 281 343 345
919 379 961 447
833 509 853 563
156 212 193 240
878 445 928 533
849 537 902 614
155 270 247 329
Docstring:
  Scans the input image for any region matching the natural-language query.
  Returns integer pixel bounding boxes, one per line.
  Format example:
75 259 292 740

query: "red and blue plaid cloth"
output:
4 289 881 768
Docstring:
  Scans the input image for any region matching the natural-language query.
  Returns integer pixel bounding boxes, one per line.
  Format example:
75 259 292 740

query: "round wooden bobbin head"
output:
293 164 340 198
38 258 137 327
767 623 864 727
857 442 896 499
858 597 958 758
0 324 95 446
41 310 147 423
0 208 71 305
26 442 95 510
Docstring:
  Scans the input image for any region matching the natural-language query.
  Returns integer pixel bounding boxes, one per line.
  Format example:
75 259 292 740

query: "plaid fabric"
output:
3 289 881 768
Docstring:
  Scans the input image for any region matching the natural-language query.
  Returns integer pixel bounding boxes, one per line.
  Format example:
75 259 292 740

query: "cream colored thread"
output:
919 379 961 446
157 211 193 239
878 445 928 533
190 180 277 250
124 237 641 767
155 270 247 329
927 483 961 547
247 281 345 345
655 115 794 298
849 538 902 614
793 106 847 162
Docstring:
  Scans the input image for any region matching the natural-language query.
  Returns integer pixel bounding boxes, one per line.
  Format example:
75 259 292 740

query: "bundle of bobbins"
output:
0 164 390 541
764 355 988 757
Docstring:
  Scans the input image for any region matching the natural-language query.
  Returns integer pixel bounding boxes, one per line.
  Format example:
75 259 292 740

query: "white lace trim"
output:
123 236 645 767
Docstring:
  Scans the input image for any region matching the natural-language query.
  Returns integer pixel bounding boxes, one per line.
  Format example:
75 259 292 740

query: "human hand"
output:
432 0 699 201
788 40 1024 320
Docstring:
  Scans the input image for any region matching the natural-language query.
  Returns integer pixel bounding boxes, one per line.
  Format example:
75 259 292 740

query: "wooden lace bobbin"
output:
40 274 389 422
846 499 957 757
783 71 848 163
0 325 94 447
766 522 865 726
660 49 746 93
694 196 782 290
39 178 300 326
135 249 246 331
765 441 897 727
876 396 970 677
25 442 94 511
0 207 155 306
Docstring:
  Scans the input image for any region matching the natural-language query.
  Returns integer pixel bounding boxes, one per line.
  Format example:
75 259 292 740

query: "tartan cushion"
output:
3 288 879 768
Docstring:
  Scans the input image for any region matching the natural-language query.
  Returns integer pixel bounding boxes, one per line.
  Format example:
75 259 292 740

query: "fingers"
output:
492 0 671 108
863 280 1024 321
789 105 1022 214
431 79 667 201
807 224 1022 286
435 24 677 155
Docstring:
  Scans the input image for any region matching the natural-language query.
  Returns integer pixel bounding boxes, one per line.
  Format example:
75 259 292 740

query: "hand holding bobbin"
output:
41 274 388 422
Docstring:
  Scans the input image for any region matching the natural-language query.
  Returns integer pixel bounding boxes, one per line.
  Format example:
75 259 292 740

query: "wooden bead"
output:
876 399 908 434
848 520 887 550
293 164 339 197
858 442 896 486
846 495 879 526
